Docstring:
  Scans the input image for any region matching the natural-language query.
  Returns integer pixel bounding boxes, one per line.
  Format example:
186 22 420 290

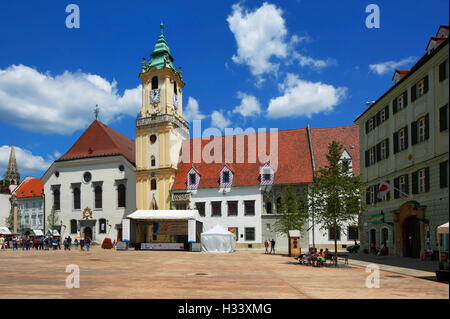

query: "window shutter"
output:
412 171 418 194
404 126 408 149
425 113 430 140
393 132 399 154
372 115 377 127
385 105 389 120
403 91 408 107
440 161 448 188
411 84 417 102
439 62 445 82
405 174 409 194
394 178 399 199
393 99 398 114
386 180 391 200
376 143 381 162
424 75 429 94
425 167 430 192
365 150 369 167
365 121 369 134
366 188 370 204
376 112 381 126
385 138 389 158
440 105 448 131
374 185 379 203
411 121 418 145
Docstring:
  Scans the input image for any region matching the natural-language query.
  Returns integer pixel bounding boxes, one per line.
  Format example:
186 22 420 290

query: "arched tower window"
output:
151 179 157 190
174 80 177 95
151 76 158 90
118 184 126 208
151 156 156 167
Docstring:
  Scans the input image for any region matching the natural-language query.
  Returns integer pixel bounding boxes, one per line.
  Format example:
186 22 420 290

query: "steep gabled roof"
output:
57 120 135 165
14 178 43 199
172 128 317 190
309 125 360 176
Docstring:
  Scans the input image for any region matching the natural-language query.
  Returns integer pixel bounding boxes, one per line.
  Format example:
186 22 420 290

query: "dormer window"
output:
260 163 274 185
223 172 230 183
187 167 200 190
219 165 233 188
189 173 196 185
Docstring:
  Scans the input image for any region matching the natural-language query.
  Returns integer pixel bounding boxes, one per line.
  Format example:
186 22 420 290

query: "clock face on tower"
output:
150 89 160 104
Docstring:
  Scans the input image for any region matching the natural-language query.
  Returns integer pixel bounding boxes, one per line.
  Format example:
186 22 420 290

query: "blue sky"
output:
0 0 448 177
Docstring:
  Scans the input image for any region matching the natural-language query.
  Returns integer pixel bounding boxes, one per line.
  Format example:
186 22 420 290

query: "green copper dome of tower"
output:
145 22 177 73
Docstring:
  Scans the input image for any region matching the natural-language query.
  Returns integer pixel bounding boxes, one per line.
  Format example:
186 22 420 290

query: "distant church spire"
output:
4 141 20 185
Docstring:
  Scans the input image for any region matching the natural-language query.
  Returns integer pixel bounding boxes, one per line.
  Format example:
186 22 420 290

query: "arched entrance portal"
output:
84 227 92 240
392 201 426 257
404 217 421 258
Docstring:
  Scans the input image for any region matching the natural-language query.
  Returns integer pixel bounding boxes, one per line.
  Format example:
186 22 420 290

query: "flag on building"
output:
378 181 391 198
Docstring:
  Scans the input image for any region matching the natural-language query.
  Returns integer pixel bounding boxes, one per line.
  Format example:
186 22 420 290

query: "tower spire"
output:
4 141 20 185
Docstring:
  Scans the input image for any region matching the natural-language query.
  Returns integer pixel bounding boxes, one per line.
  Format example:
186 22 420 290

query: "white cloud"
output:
266 73 347 119
0 145 51 176
211 110 232 130
0 64 141 135
369 56 417 75
292 52 336 69
227 2 289 77
183 96 206 122
233 92 261 117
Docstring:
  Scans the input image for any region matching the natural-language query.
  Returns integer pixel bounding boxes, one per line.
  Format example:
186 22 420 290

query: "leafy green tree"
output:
309 141 366 265
274 185 309 235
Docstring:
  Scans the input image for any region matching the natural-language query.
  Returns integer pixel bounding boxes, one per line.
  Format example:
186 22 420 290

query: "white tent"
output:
201 224 235 253
0 227 11 235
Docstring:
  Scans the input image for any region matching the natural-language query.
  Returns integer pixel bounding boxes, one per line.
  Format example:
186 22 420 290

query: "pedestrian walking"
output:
52 237 58 250
86 237 91 251
270 238 276 255
80 238 85 251
0 235 5 250
264 240 269 254
68 236 72 250
57 237 61 250
13 237 18 250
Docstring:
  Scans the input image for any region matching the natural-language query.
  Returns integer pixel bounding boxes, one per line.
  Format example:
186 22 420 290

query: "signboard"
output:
116 241 128 250
188 219 196 243
122 219 130 241
370 214 384 224
140 243 184 250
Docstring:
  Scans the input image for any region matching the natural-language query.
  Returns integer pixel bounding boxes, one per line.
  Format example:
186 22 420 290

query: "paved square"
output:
0 248 448 299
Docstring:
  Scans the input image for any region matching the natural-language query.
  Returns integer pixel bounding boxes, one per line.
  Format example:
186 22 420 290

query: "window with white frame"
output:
397 95 404 110
369 186 375 204
368 118 374 131
369 147 375 165
380 140 387 160
418 169 426 193
399 175 407 197
399 128 406 151
417 79 425 98
380 109 386 122
418 117 426 142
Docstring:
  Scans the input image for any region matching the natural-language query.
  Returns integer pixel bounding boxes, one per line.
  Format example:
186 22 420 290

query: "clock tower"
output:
136 23 189 210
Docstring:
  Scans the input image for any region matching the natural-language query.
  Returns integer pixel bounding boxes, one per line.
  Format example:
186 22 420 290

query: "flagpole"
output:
378 183 413 200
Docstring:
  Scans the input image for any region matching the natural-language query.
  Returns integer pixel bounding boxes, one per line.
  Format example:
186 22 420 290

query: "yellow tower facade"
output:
136 23 189 210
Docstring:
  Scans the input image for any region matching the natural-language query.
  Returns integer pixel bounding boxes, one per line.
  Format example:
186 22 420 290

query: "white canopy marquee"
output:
437 222 449 263
201 224 235 253
0 227 11 235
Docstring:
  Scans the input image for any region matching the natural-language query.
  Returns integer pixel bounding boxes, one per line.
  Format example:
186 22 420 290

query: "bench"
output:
325 252 349 265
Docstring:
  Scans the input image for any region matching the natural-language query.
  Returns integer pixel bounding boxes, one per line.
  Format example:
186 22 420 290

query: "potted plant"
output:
435 261 449 282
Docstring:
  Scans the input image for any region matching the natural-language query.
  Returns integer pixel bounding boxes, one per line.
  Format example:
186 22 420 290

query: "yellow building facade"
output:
136 24 189 210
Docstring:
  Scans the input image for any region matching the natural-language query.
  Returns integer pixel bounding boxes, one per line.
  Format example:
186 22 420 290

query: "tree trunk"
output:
334 222 338 266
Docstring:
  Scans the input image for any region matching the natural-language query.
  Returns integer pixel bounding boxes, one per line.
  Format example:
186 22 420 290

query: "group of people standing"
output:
264 239 276 254
0 235 61 250
0 234 92 251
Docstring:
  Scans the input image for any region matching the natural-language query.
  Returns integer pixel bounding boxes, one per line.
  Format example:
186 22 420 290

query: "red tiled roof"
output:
310 125 360 176
15 178 43 199
172 128 314 190
172 125 360 190
57 120 135 165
